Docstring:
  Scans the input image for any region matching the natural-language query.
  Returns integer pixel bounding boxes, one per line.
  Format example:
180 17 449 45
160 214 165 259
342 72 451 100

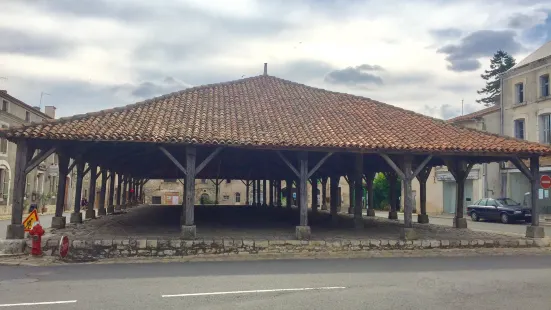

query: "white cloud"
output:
0 0 550 119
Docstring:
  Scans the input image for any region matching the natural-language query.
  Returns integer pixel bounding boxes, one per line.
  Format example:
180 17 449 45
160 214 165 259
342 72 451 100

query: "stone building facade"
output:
0 90 58 215
501 40 551 213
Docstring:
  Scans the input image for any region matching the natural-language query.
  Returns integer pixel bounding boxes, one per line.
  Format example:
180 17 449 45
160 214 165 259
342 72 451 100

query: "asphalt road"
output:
374 211 551 236
1 255 551 309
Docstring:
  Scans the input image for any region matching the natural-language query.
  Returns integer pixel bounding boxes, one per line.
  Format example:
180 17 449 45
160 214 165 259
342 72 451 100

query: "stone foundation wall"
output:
26 237 551 260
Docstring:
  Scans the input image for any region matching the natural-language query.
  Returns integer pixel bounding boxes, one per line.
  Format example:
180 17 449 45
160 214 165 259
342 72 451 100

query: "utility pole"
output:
461 99 464 116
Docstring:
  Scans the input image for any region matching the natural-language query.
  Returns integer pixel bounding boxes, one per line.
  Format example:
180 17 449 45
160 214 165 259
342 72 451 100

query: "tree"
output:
372 173 401 210
476 50 516 106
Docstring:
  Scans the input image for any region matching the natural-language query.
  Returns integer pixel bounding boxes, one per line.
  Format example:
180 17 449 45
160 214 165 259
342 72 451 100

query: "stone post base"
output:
70 212 82 224
295 225 311 240
366 209 375 217
0 239 26 254
98 208 107 216
115 205 121 211
85 209 96 220
388 211 398 220
400 227 418 240
122 204 127 210
321 205 328 211
526 226 545 238
6 224 24 239
107 206 115 214
51 216 66 229
348 207 353 214
181 225 196 239
417 214 429 224
453 217 468 228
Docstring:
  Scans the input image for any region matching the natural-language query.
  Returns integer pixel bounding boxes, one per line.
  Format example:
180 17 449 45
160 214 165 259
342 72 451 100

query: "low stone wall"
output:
26 237 551 261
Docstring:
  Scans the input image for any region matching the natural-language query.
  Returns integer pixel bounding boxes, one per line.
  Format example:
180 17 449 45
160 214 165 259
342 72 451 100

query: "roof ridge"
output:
14 75 267 131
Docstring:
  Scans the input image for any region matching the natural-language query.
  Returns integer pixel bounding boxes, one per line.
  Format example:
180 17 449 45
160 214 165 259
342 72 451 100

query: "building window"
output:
0 168 8 204
1 100 7 112
514 119 525 139
541 114 551 144
201 179 207 184
0 125 7 154
541 74 550 98
25 111 30 122
226 179 231 184
235 192 241 203
223 194 230 200
515 83 524 104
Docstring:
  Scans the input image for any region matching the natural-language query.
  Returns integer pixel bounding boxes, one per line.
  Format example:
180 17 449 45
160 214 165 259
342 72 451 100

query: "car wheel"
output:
525 217 532 223
500 213 510 224
471 212 480 222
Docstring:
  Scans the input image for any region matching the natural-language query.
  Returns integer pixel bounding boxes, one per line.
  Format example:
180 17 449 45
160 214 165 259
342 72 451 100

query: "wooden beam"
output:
510 156 533 181
67 158 78 174
307 152 333 178
196 147 223 174
380 154 406 180
24 147 56 175
158 146 188 175
276 151 300 177
412 155 433 179
83 165 91 176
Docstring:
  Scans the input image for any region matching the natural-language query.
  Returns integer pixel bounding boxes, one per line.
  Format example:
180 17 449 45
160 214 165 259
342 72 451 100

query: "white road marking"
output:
162 286 346 298
0 300 77 307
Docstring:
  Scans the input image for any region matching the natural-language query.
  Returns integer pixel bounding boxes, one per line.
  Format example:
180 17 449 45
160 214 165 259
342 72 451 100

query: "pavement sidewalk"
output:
373 211 551 226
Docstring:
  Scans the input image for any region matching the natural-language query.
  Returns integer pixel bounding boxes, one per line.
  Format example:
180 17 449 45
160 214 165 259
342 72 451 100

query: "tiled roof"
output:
511 40 551 70
447 105 500 123
2 75 551 155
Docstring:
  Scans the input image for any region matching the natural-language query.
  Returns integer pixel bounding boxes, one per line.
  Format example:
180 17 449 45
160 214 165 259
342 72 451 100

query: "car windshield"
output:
496 198 519 206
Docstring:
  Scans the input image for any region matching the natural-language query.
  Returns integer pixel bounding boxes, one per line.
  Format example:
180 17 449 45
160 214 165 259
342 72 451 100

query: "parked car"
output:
467 198 531 224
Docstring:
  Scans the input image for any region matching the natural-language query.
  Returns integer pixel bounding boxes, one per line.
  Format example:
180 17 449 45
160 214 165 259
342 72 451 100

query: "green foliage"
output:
39 192 53 207
372 173 401 210
476 50 516 106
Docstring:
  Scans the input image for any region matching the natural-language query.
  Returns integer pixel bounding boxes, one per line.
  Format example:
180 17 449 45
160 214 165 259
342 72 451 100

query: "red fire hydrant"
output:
29 223 45 256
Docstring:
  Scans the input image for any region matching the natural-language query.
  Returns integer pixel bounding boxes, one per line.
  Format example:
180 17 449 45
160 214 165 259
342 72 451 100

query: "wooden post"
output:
268 180 273 207
256 179 261 206
329 175 339 226
286 179 292 208
445 160 473 228
70 161 85 224
262 179 267 206
85 163 98 219
183 146 196 239
121 175 127 209
321 176 328 211
527 156 544 237
386 172 398 220
353 154 363 229
364 171 375 216
416 167 431 224
347 175 354 214
51 153 69 228
402 156 413 229
115 173 123 210
252 180 256 206
107 171 116 213
245 180 250 206
6 140 30 239
310 177 318 212
98 169 108 215
296 152 310 239
277 180 282 207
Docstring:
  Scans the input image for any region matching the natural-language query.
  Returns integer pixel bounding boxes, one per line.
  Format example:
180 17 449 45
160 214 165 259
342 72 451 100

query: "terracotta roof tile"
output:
447 105 500 123
2 75 551 155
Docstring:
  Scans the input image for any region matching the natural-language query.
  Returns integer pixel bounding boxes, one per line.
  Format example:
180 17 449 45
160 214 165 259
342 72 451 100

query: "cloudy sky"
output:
1 0 550 119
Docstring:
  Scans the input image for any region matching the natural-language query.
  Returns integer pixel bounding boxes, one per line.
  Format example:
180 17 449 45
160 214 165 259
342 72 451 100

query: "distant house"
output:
0 90 57 215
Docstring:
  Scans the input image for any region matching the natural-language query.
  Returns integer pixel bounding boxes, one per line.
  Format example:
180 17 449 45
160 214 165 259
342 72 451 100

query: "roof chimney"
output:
263 63 268 76
44 105 56 119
